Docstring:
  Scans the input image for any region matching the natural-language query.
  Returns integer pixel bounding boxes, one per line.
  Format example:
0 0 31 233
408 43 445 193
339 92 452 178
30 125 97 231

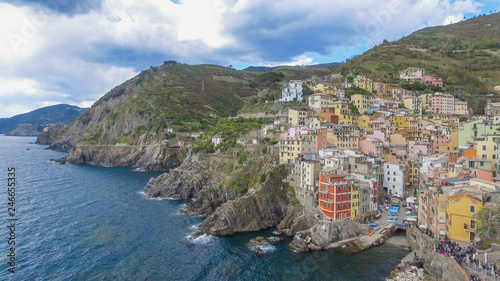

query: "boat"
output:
380 228 388 234
373 226 380 231
367 230 375 236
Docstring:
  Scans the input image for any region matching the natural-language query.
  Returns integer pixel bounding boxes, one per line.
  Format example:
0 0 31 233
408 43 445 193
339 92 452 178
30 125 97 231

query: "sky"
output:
0 0 499 118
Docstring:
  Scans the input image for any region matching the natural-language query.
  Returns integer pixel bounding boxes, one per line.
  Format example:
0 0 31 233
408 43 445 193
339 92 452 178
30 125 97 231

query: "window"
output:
483 145 487 150
470 220 476 229
393 172 396 175
470 206 475 213
480 162 484 167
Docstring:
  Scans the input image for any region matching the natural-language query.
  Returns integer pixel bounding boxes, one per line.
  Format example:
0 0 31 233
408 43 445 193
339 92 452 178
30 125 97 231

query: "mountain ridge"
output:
0 104 88 136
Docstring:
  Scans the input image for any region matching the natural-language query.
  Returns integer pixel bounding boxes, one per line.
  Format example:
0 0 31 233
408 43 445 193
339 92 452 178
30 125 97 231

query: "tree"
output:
477 205 500 241
349 103 359 115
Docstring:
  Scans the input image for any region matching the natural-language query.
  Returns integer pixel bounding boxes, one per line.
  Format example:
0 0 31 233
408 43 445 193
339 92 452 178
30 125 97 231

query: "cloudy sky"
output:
0 0 498 118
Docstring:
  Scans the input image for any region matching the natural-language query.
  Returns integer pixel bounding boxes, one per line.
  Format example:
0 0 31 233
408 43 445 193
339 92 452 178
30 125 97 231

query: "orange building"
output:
462 148 477 159
319 172 352 220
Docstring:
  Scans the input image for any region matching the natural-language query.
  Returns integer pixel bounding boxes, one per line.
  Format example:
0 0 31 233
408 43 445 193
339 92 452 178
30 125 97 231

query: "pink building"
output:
366 130 389 146
431 92 454 115
430 134 448 153
471 169 494 182
408 141 431 162
359 138 383 157
280 126 310 140
422 75 444 87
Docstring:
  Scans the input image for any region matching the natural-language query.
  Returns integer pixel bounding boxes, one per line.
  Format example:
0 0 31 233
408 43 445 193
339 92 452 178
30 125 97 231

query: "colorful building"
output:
445 193 483 242
318 172 352 220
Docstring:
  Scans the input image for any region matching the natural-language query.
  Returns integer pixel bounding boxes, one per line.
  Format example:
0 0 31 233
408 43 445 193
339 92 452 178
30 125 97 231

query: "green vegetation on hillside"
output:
342 13 500 113
191 117 274 153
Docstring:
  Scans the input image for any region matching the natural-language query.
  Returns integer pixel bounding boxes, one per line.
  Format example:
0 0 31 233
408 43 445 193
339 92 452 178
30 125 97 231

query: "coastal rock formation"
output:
36 124 66 145
62 144 184 171
387 265 425 281
289 220 370 252
144 153 227 200
276 204 313 236
197 166 292 236
7 123 40 136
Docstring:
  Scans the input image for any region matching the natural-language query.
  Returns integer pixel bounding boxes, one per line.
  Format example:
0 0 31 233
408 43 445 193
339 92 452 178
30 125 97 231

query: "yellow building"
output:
393 115 410 130
326 131 359 150
473 135 500 162
357 115 380 134
351 183 359 218
351 94 374 113
288 108 309 126
354 75 373 92
445 193 483 242
438 131 459 153
328 101 353 125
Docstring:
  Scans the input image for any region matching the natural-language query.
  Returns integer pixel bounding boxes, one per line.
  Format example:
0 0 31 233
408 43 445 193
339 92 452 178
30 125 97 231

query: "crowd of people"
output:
435 237 499 279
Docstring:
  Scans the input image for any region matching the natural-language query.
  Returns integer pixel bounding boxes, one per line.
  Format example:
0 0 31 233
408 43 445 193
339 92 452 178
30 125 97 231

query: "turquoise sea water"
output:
0 136 409 280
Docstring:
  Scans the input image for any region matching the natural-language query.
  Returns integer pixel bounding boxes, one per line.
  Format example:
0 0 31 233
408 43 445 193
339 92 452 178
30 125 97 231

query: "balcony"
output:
464 224 476 232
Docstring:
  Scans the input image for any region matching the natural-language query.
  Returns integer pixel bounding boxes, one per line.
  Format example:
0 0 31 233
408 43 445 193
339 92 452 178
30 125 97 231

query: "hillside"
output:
243 64 340 77
0 104 87 136
342 12 500 113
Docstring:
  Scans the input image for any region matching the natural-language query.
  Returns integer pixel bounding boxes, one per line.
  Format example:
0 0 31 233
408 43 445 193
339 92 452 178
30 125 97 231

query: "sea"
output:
0 136 409 281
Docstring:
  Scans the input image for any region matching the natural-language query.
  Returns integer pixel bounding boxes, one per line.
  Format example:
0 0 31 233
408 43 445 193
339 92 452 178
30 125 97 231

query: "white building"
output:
299 155 321 192
399 67 425 82
383 162 407 198
211 135 224 146
281 80 304 102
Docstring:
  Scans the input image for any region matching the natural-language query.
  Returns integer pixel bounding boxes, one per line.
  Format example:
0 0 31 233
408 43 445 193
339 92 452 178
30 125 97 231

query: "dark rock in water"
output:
248 236 267 246
266 236 283 243
51 158 66 164
190 231 204 239
251 246 265 254
289 221 370 252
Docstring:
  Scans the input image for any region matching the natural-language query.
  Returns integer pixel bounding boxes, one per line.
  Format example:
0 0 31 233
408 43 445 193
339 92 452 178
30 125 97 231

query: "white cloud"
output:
0 0 491 118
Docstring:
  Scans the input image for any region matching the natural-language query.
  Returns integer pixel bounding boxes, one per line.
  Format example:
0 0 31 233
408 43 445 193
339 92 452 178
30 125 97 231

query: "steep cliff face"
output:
197 166 292 236
145 147 296 235
144 153 224 199
47 62 256 168
277 204 312 236
62 145 185 171
36 124 66 145
7 124 40 136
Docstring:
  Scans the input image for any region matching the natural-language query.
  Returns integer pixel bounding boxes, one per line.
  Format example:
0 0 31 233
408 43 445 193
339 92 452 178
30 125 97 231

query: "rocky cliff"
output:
47 62 256 169
289 220 370 252
145 147 302 236
7 123 41 136
197 165 292 236
36 124 66 145
144 153 224 199
61 144 185 171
